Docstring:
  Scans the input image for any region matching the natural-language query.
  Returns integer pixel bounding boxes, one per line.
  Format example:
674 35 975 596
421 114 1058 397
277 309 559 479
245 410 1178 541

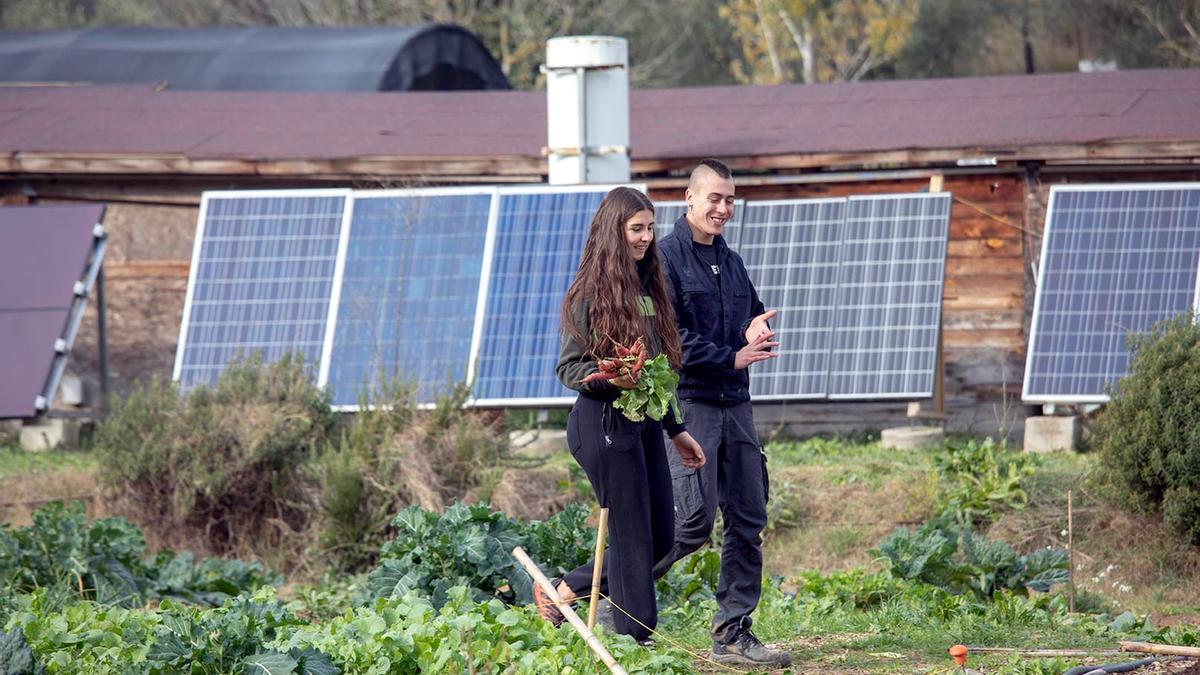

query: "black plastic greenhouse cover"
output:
0 24 510 92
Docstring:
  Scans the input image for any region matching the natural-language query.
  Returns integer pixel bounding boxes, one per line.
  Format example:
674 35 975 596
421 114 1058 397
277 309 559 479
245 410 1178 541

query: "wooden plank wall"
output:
652 174 1031 439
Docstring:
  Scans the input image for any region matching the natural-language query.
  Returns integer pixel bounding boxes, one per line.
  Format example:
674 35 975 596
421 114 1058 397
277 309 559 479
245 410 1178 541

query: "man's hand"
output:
734 329 779 370
672 431 705 468
744 309 777 344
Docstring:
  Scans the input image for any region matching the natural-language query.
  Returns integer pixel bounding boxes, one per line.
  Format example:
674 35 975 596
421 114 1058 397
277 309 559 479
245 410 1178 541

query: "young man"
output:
657 158 791 668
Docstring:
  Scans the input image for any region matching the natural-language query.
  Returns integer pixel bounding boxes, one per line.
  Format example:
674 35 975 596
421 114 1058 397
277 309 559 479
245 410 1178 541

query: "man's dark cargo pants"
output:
667 400 769 641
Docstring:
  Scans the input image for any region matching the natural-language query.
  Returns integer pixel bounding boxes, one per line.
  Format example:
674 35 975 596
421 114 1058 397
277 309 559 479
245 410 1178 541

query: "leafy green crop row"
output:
367 502 595 607
0 502 278 615
4 496 1198 674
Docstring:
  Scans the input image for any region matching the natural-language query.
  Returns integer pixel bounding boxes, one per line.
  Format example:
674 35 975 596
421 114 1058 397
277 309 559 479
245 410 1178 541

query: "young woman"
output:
540 186 705 644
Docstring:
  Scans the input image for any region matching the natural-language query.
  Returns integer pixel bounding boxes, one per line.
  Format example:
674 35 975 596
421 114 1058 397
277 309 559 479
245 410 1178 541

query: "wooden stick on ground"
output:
1119 641 1200 658
587 508 610 631
513 546 627 675
967 647 1123 657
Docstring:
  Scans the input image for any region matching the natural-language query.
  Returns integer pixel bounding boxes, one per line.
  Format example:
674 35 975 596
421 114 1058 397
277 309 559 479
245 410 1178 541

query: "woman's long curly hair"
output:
561 187 682 369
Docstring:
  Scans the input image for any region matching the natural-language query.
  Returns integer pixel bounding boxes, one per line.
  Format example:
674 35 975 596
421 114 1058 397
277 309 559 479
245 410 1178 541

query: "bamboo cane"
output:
1119 641 1200 657
587 508 610 631
513 546 627 675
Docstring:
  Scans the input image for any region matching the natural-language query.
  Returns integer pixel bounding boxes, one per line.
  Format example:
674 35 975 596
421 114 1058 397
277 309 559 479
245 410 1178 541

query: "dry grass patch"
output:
988 453 1200 618
763 463 935 575
0 449 108 527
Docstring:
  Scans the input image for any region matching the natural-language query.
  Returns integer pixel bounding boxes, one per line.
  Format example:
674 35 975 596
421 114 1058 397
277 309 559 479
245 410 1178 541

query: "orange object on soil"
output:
949 644 968 666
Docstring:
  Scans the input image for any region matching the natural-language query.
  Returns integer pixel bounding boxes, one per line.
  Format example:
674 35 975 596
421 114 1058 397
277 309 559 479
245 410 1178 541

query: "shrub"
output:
275 588 696 674
93 354 336 560
314 382 510 572
933 437 1037 526
875 515 1068 599
1094 314 1200 544
367 502 595 608
311 379 421 572
0 502 278 614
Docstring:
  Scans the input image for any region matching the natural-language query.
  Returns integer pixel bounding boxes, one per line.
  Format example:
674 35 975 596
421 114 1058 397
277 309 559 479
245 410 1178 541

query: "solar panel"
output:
0 204 106 418
737 199 844 400
0 312 70 417
654 202 688 235
1023 184 1200 403
325 189 495 407
174 187 952 407
827 193 951 399
470 186 633 406
174 190 351 392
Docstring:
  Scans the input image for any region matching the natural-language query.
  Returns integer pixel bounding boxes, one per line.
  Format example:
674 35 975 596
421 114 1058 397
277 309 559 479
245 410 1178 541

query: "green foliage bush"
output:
0 502 278 620
933 437 1036 526
1094 314 1200 544
8 587 332 675
276 588 694 674
367 502 595 608
875 515 1068 599
9 584 695 675
0 501 146 610
93 354 336 556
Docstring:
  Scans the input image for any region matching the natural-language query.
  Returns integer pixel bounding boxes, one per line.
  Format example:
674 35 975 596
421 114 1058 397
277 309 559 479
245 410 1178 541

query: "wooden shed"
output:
2 68 1198 437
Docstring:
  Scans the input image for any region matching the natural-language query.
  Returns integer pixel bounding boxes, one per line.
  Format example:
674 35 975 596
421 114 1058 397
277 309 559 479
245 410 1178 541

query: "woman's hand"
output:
610 374 639 389
672 431 706 469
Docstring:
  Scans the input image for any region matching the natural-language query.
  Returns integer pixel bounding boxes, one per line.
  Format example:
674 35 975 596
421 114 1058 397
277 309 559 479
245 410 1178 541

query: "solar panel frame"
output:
468 183 645 408
737 198 845 401
324 187 498 410
0 204 107 418
40 229 108 412
826 192 951 401
173 188 354 392
1022 183 1200 404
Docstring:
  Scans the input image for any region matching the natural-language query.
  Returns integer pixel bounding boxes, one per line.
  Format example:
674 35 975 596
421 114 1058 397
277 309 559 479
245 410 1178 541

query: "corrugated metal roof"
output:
0 26 511 92
0 69 1196 169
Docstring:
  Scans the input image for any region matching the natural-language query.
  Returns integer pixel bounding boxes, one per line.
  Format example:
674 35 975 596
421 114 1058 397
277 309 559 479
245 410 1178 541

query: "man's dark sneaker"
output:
711 627 792 668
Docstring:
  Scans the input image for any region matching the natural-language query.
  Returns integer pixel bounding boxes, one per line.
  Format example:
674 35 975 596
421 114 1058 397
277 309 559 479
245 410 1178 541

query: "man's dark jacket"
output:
659 215 766 405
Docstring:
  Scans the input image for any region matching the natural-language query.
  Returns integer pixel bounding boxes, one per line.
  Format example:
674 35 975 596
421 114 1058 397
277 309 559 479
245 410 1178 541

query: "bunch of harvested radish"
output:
579 336 681 423
579 337 648 385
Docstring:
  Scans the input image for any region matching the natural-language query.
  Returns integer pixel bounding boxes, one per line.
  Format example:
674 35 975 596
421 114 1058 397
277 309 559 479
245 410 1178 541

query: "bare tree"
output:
720 0 919 84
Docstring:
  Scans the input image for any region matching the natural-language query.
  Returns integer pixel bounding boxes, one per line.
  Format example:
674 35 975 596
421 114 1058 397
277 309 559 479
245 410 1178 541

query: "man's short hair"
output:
696 158 731 179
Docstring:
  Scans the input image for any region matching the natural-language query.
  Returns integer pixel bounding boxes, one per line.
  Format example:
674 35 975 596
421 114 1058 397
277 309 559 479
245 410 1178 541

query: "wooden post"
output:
1067 489 1075 613
587 508 610 631
513 546 627 675
931 174 945 419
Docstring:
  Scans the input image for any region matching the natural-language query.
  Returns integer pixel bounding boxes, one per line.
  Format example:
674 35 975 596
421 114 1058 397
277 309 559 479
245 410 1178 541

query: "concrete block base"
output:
881 425 945 450
1023 415 1079 453
19 418 82 451
509 429 568 457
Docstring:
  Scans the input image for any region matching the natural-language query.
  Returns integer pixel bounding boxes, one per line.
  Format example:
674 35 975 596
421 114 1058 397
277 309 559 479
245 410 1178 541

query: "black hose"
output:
1062 657 1158 675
